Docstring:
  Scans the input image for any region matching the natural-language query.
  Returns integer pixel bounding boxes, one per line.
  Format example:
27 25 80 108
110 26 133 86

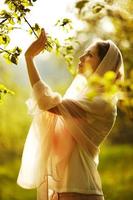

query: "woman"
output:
17 28 124 200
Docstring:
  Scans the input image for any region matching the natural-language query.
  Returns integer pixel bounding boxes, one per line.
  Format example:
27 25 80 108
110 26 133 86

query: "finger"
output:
41 28 48 37
38 35 46 45
38 28 45 39
40 28 46 37
38 28 46 40
35 28 46 44
40 29 47 42
41 28 46 33
41 29 47 39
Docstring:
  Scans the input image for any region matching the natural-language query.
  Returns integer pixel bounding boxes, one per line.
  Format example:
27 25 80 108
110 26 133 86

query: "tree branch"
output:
24 16 39 38
0 47 11 55
1 0 39 39
0 18 8 25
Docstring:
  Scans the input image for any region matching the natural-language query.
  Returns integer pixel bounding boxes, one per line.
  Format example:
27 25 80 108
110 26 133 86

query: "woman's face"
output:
78 43 101 74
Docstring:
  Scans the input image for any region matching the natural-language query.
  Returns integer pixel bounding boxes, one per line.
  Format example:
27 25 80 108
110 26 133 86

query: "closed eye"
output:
85 50 93 57
87 52 93 57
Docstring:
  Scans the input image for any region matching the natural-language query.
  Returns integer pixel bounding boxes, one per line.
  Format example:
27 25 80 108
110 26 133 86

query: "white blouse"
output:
17 74 117 200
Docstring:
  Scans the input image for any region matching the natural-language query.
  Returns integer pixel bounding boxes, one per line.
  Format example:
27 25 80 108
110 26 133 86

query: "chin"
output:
78 64 83 71
78 68 84 74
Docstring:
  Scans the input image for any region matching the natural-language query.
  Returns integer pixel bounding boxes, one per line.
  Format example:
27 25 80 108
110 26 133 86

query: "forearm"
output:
25 55 41 87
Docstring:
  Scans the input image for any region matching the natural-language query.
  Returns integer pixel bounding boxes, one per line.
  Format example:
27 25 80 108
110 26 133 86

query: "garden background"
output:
0 0 133 199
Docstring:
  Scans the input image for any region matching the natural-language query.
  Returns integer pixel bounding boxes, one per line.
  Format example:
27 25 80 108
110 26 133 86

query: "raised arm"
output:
25 28 47 87
25 29 87 118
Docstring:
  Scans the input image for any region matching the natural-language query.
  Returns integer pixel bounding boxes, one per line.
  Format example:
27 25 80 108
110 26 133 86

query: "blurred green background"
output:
0 0 133 200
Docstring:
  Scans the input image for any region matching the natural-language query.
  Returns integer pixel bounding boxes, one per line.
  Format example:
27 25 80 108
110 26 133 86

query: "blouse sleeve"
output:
25 79 62 116
32 79 62 111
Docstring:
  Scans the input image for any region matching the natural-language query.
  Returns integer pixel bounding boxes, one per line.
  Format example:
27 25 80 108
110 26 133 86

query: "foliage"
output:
74 0 133 119
82 69 133 119
0 1 132 198
0 0 33 97
0 0 33 62
86 71 119 100
0 0 79 100
44 18 80 75
1 46 22 64
0 0 78 70
0 83 14 103
0 0 133 119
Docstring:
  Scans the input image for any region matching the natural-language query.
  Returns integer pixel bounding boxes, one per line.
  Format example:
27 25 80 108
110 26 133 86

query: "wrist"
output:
25 53 34 60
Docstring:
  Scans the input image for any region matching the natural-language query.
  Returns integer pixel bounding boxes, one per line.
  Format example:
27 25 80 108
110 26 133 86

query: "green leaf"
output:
3 53 12 64
92 3 105 14
104 71 116 81
10 55 18 64
7 2 16 11
55 18 73 31
9 18 15 25
0 83 15 103
86 89 97 100
34 23 39 31
0 35 10 46
75 0 88 11
22 0 33 7
16 47 22 54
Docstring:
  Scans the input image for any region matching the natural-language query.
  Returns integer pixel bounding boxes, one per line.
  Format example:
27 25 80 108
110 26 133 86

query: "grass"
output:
0 153 36 200
0 144 132 200
99 143 133 200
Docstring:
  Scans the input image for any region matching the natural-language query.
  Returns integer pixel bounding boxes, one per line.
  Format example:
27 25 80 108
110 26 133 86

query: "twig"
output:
0 18 8 25
0 47 11 54
1 0 39 38
24 16 38 38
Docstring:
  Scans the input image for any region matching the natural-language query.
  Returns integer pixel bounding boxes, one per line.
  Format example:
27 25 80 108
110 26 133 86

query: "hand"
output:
25 28 47 58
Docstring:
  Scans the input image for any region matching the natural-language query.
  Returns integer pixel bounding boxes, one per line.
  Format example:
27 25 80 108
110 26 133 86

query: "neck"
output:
78 71 93 80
